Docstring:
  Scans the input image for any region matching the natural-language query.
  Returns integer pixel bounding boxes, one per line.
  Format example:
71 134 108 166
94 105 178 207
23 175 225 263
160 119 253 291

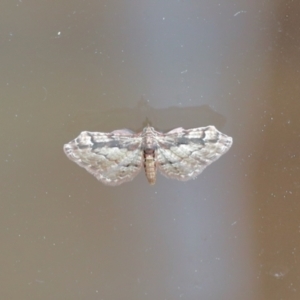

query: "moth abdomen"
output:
143 149 157 185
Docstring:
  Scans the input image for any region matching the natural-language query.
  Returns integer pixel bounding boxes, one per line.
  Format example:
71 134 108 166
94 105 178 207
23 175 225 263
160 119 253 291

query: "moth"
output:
63 126 232 186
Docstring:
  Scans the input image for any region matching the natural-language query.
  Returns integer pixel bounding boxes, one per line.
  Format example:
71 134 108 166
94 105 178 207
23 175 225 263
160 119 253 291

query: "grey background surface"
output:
1 0 299 299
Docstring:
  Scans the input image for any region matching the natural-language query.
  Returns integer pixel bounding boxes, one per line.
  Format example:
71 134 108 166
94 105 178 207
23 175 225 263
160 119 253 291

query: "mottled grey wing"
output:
155 126 232 181
64 130 143 186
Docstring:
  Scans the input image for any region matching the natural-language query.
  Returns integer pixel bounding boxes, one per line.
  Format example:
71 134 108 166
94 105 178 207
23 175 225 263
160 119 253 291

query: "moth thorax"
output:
144 149 156 185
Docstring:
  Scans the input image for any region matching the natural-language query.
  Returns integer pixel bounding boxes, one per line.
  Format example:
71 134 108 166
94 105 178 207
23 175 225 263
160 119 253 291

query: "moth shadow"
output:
66 98 228 133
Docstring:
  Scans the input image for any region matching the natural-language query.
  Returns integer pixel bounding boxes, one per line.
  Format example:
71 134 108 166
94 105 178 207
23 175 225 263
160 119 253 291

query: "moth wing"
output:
64 130 143 186
155 126 232 181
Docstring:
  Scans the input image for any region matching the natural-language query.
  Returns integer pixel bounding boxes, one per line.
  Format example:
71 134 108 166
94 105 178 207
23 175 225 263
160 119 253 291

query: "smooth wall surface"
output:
1 1 299 299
